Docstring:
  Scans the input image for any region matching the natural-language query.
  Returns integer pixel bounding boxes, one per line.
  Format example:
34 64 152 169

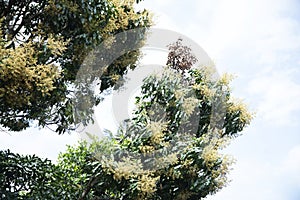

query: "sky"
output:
1 0 300 199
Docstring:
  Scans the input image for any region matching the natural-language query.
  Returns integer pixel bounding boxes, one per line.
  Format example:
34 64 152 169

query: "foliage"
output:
0 28 67 131
0 39 252 199
42 40 252 199
0 0 151 133
0 141 128 200
0 149 75 199
83 40 252 199
90 77 251 199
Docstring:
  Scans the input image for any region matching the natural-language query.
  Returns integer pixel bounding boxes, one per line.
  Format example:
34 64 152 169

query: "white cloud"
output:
282 145 300 187
206 158 285 200
189 0 300 68
207 144 300 200
0 128 79 162
247 68 300 126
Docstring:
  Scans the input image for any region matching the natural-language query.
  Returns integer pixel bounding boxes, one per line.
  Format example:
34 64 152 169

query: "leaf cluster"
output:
0 0 152 133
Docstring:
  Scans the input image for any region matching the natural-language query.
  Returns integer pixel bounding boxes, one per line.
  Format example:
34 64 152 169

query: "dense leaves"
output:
0 143 107 199
0 0 151 133
96 72 251 199
0 149 74 199
0 142 131 199
62 41 251 199
0 40 252 199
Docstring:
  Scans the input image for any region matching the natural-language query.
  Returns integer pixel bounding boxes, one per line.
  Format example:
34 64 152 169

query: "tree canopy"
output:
0 39 252 199
0 0 151 133
1 0 253 199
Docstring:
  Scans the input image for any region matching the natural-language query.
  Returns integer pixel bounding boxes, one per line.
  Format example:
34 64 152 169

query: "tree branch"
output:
78 164 102 200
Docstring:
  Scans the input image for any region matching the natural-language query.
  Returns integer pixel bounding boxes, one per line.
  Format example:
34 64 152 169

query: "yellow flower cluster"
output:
137 173 160 197
228 98 253 124
218 73 235 86
110 74 121 83
202 143 220 169
138 120 171 154
192 83 213 99
147 120 168 145
103 0 151 35
0 33 63 107
102 157 144 181
101 155 161 198
211 154 234 188
155 153 178 169
174 89 186 100
47 35 69 56
139 145 155 153
200 130 235 188
182 97 199 116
